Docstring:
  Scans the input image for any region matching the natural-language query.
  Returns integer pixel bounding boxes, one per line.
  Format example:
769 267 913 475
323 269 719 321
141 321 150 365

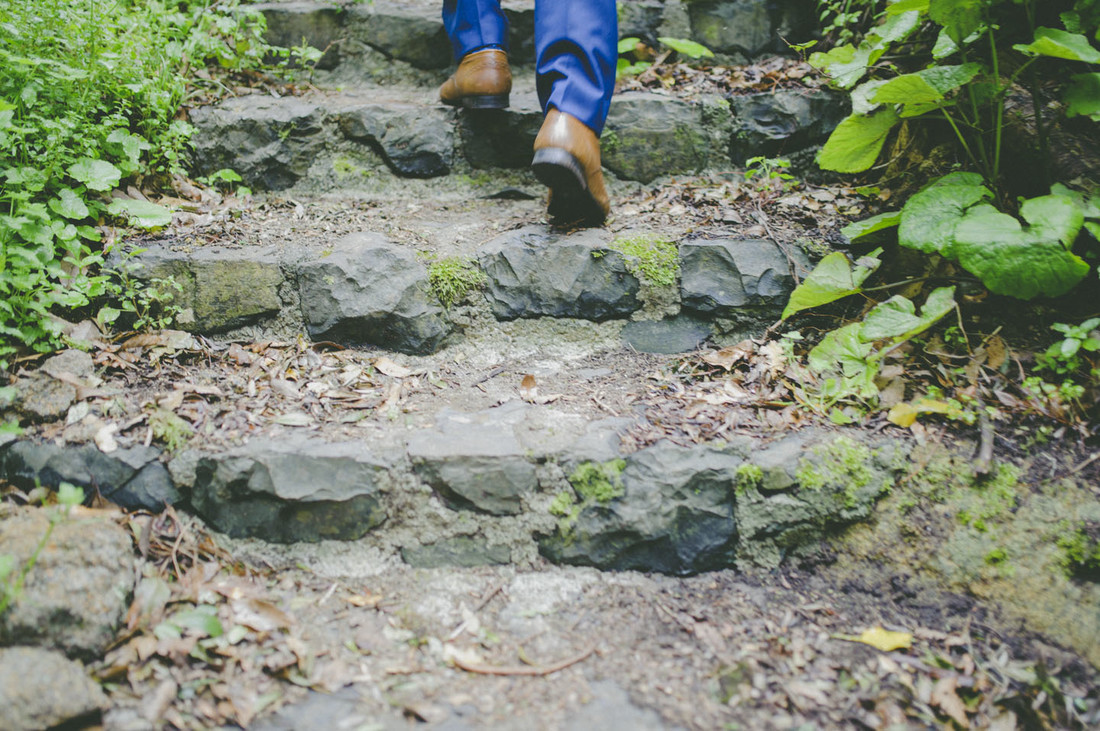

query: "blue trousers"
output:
441 0 617 134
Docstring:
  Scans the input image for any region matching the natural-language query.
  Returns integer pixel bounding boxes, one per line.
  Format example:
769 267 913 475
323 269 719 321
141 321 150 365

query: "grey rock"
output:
621 315 712 354
401 536 512 568
458 93 543 169
686 0 774 57
334 103 454 177
603 93 731 183
562 680 676 730
41 349 95 380
729 88 849 165
679 239 808 324
190 436 390 542
504 6 536 64
131 244 284 333
256 1 345 70
0 647 107 730
297 233 453 354
478 226 640 321
189 95 324 190
408 405 538 516
0 441 179 510
14 374 76 422
345 3 450 69
733 432 905 568
541 442 743 575
0 507 135 657
618 0 666 40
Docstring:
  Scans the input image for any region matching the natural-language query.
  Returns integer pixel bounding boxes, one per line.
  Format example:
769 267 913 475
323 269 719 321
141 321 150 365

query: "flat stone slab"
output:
2 411 909 573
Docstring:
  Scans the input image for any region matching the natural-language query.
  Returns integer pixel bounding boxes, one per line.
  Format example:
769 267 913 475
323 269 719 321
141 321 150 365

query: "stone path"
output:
3 2 1100 729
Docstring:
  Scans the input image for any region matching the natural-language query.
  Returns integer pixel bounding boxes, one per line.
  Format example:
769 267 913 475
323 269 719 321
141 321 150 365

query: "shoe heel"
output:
462 94 510 109
531 148 587 191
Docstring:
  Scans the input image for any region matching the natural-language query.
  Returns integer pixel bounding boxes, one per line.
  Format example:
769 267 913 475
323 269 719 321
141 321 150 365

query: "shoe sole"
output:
531 148 606 227
442 95 510 110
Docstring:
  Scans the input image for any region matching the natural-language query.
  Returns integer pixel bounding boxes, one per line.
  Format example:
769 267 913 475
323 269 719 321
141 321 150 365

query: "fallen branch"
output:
451 645 596 677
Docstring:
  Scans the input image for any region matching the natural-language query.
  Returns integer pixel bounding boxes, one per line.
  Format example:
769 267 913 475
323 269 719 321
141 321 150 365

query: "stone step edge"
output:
0 419 909 575
127 227 810 356
188 85 847 189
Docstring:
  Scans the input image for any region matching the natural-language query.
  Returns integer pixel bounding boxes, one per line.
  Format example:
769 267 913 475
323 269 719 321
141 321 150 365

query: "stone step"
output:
188 84 845 190
256 0 818 80
118 213 809 355
0 376 908 574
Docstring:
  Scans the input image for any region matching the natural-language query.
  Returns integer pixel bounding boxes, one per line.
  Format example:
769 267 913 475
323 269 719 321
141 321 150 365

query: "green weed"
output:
608 236 679 287
421 255 486 308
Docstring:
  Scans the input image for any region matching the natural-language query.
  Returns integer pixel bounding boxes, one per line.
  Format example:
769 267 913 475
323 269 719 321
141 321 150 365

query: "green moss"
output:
569 459 626 503
600 129 621 154
1058 520 1100 579
421 254 486 308
608 235 679 287
549 491 581 534
734 463 763 495
795 436 876 508
148 407 193 453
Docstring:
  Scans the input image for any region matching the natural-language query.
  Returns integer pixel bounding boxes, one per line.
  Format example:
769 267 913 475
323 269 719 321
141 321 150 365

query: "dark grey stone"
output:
0 508 135 657
478 226 640 321
189 96 324 190
618 0 666 40
190 436 390 542
13 374 76 423
130 244 284 333
402 536 512 568
335 103 454 177
679 239 808 322
0 647 107 730
686 0 774 57
297 233 453 354
256 1 345 70
602 93 731 183
540 441 743 575
458 93 543 169
0 441 180 510
621 315 712 354
407 405 538 516
345 3 451 69
504 6 536 63
729 88 849 165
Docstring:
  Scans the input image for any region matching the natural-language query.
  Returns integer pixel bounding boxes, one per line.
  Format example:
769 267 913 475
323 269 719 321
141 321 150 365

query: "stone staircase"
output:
0 0 890 577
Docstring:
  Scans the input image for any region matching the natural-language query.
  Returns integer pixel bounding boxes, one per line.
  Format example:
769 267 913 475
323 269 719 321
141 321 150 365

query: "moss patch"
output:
795 436 876 508
569 459 626 503
608 236 679 288
421 255 486 308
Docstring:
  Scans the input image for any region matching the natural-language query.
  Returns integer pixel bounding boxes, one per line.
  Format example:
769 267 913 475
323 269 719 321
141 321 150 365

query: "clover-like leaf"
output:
817 108 900 173
860 286 956 342
782 248 883 320
107 199 172 229
953 201 1089 299
1066 73 1100 120
1014 28 1100 63
48 188 90 220
68 158 121 191
898 172 990 257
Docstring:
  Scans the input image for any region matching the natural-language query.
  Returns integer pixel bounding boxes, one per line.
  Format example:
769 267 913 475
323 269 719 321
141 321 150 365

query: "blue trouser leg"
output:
442 0 509 61
443 0 617 134
535 0 617 135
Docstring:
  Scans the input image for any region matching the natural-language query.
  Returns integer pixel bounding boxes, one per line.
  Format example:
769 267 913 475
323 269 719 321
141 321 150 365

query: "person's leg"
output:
442 0 508 61
439 0 512 109
533 0 617 134
530 0 617 225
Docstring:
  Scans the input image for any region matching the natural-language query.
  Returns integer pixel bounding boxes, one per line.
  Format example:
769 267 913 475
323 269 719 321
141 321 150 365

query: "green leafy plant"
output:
1058 520 1100 580
0 0 313 372
421 254 486 308
616 36 714 78
0 483 85 615
781 248 958 421
744 156 798 192
808 0 1099 300
1038 317 1100 374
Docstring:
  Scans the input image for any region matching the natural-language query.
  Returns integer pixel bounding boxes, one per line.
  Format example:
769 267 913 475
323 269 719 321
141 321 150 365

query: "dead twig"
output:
451 645 596 677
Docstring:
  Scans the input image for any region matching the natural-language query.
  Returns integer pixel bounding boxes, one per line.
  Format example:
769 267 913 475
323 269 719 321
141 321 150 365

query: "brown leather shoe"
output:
531 110 611 227
439 48 511 109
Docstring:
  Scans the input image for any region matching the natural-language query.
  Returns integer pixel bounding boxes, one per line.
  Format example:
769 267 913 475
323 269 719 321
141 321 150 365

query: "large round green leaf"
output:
68 158 121 191
898 172 990 256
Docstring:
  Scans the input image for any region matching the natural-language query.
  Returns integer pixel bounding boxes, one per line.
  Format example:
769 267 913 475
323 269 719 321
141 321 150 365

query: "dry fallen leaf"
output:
374 356 411 378
95 423 120 453
231 597 295 632
931 676 970 727
854 626 912 652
